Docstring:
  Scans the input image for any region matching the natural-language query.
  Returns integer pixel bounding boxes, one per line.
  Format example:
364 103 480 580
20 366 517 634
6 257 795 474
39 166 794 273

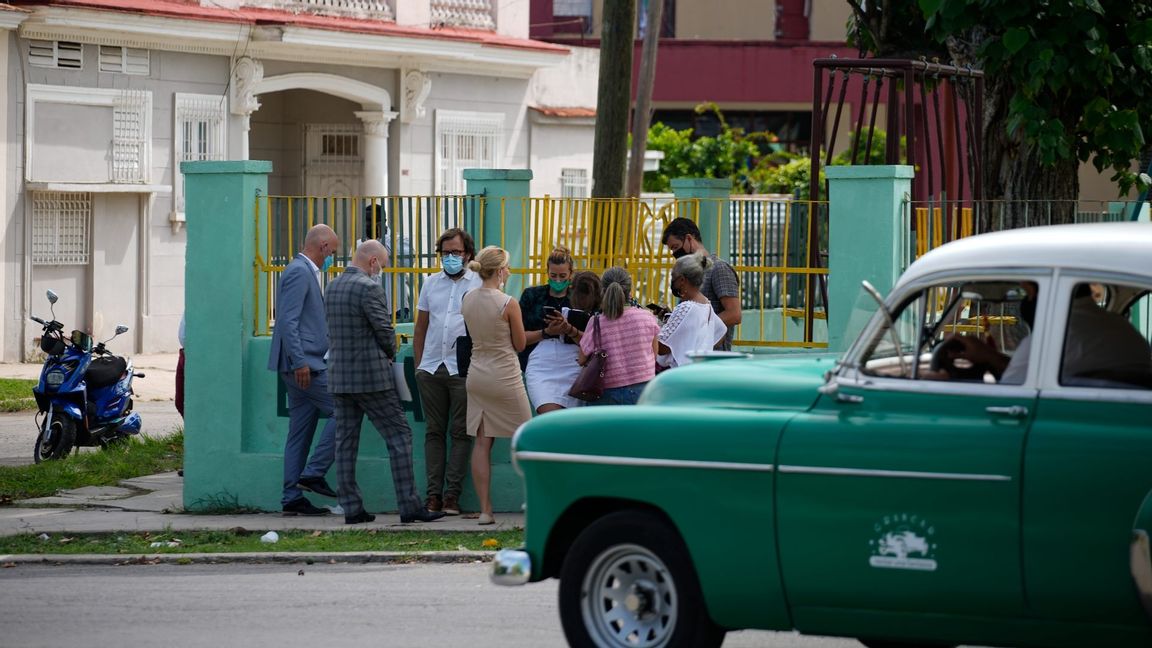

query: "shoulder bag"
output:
568 316 607 402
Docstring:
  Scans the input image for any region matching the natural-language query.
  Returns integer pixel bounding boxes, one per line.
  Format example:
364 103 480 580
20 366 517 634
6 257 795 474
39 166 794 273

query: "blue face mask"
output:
321 254 334 273
442 255 464 275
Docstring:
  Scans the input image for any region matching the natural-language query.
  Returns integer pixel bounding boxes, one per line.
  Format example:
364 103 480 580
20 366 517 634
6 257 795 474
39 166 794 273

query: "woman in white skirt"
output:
657 253 729 369
518 247 586 414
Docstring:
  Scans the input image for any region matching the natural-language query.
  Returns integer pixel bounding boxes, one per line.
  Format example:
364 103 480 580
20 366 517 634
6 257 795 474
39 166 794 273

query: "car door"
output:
1023 274 1152 628
776 275 1043 625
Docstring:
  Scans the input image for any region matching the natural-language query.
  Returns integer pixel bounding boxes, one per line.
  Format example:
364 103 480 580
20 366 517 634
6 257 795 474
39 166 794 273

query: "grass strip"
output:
0 528 524 555
0 431 183 501
0 378 38 413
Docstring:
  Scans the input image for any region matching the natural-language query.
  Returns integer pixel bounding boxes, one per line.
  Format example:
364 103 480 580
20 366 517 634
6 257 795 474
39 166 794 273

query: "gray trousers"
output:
416 364 472 499
333 390 422 517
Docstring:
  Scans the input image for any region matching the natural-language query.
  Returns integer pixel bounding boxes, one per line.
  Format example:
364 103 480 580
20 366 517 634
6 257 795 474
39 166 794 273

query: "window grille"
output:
31 192 91 265
99 45 150 75
554 0 592 16
560 168 589 198
174 94 227 214
435 110 502 195
28 40 82 69
112 90 149 183
240 0 393 20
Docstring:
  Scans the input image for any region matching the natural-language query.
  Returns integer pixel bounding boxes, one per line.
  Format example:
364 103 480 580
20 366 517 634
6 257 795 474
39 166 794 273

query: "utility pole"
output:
591 0 636 198
625 0 663 197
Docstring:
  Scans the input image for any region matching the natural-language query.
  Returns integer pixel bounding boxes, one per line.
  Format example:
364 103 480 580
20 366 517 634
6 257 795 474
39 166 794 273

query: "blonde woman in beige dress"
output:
460 246 531 525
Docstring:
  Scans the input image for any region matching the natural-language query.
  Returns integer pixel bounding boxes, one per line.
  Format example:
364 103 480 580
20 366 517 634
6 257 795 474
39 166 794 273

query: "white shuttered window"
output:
560 168 589 198
99 46 150 75
435 110 502 195
28 40 83 69
32 192 91 265
174 94 227 215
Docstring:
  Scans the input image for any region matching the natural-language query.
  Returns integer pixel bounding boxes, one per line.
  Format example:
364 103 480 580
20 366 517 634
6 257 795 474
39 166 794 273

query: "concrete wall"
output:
396 73 532 195
0 31 16 362
675 0 776 40
529 119 595 197
810 0 853 42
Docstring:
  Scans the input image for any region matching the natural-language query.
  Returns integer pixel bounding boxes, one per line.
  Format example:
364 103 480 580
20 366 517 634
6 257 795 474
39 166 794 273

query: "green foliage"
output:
0 378 37 413
907 0 1152 194
643 104 780 195
0 431 183 501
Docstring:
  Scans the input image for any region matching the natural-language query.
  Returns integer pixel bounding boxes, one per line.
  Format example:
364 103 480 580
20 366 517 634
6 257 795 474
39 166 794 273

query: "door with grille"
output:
303 124 363 197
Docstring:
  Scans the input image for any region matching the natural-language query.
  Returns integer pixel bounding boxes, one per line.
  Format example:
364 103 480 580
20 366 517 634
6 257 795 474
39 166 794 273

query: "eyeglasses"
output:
440 251 465 258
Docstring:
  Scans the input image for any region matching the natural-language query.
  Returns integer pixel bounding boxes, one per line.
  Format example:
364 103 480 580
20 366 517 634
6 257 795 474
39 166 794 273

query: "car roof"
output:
898 222 1152 288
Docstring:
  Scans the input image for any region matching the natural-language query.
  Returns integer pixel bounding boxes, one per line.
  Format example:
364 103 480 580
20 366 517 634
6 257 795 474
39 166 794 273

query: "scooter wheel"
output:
33 415 76 463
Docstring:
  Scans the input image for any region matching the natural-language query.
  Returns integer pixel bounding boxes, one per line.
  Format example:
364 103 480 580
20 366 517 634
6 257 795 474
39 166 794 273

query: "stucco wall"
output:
0 31 16 362
398 72 532 195
528 119 595 197
810 0 852 42
675 0 776 40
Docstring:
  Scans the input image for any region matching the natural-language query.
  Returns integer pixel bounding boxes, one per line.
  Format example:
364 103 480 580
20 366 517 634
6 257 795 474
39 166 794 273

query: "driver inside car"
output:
938 283 1152 387
930 282 1037 384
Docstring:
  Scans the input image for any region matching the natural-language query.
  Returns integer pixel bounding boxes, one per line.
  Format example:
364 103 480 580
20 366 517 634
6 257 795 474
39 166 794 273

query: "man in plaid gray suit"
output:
325 239 445 525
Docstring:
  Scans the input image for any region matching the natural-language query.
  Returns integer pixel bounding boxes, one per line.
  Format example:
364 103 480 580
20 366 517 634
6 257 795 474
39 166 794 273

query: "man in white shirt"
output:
413 228 481 516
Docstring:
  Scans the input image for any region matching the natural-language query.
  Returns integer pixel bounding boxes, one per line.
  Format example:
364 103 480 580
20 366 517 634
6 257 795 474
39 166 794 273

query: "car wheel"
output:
558 510 724 648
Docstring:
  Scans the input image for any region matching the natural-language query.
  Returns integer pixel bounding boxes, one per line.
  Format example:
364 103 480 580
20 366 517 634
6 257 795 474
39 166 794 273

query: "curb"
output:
0 550 496 566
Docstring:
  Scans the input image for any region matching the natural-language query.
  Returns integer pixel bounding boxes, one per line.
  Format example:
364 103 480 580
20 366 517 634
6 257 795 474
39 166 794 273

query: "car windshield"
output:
859 280 1033 381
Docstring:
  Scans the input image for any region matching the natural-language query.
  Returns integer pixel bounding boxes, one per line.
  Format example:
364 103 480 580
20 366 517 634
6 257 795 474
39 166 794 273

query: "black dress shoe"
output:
400 508 446 523
345 511 376 525
282 497 329 516
297 476 337 498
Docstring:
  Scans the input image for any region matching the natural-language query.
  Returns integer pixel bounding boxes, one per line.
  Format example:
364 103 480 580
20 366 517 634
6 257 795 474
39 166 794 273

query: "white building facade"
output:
0 0 598 360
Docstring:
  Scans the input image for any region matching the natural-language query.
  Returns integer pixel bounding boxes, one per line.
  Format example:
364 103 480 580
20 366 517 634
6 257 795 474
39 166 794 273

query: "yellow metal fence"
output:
254 194 831 348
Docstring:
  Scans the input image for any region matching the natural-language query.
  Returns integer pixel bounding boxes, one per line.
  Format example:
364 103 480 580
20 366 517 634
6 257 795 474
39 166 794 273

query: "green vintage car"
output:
491 222 1152 648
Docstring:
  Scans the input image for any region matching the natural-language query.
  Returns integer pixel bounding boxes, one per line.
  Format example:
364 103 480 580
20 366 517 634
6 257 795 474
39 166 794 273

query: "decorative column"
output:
825 165 914 352
229 56 263 160
463 169 533 295
355 110 398 197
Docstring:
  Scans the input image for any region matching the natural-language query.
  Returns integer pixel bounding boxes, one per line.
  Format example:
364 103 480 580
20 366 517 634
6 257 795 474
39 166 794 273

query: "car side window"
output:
1059 282 1152 389
861 280 1034 384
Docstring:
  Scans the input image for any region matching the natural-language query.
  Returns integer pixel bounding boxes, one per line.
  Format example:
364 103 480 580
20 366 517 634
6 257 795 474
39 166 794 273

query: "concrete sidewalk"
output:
0 471 524 538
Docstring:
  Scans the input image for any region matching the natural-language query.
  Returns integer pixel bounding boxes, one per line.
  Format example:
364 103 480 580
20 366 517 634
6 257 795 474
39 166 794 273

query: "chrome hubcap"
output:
580 544 677 648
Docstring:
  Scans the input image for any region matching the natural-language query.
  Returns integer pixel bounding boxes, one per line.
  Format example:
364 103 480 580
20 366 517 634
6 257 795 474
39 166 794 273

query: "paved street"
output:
0 562 860 648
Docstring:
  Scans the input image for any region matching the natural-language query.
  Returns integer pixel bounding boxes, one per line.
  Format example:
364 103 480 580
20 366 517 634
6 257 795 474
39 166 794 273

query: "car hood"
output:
639 352 838 411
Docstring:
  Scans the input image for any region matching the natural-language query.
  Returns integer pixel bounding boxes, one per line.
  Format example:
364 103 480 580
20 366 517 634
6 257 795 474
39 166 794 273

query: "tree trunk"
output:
948 32 1080 231
625 0 663 198
978 76 1079 231
592 0 636 199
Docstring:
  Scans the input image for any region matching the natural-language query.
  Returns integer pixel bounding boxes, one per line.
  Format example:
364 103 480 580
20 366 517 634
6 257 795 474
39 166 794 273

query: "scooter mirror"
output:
115 325 129 335
46 290 58 304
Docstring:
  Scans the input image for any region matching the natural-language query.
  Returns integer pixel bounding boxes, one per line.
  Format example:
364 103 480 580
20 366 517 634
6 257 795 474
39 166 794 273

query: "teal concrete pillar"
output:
181 160 270 510
464 169 532 295
670 177 732 258
825 165 914 352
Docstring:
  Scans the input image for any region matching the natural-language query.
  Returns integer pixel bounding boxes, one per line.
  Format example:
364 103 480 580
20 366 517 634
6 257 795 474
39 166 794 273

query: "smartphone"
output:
542 306 560 318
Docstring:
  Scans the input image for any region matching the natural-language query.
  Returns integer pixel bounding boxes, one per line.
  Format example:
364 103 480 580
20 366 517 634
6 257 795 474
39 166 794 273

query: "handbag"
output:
568 316 607 402
455 325 473 378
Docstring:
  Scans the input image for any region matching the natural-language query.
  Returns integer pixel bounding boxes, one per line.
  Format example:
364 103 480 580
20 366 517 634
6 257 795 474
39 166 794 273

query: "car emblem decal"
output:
868 513 938 572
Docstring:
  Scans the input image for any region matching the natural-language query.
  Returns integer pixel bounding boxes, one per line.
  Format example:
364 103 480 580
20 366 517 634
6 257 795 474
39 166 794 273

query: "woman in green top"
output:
518 247 583 414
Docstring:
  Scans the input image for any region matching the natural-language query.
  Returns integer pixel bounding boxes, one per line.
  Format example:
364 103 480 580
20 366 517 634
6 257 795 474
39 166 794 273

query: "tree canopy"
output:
851 0 1152 198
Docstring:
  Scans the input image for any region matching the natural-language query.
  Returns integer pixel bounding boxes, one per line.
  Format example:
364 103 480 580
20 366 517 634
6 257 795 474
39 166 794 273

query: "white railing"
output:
431 0 495 30
242 0 393 21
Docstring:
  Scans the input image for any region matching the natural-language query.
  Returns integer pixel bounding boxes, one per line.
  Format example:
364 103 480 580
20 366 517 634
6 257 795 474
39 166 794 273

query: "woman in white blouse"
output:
657 253 729 369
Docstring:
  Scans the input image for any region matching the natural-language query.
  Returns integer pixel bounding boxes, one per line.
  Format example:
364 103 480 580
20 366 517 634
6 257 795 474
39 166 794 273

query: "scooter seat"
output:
85 356 127 389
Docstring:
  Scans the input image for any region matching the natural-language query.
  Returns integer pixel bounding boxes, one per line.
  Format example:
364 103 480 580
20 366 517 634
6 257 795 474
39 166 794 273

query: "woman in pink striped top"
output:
578 267 661 405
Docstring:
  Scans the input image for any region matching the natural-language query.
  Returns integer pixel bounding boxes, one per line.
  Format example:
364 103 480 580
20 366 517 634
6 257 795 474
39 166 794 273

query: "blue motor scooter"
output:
30 290 144 462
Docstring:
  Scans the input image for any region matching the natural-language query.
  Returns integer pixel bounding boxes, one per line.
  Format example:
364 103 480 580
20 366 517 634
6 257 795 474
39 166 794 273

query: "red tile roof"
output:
530 106 596 118
14 0 568 54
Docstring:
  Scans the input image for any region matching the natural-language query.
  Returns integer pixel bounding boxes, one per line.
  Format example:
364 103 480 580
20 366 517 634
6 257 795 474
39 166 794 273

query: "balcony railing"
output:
242 0 393 21
431 0 495 30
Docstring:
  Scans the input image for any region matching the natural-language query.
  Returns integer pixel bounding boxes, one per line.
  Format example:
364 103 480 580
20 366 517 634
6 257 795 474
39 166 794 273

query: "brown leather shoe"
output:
425 494 443 513
442 495 461 516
